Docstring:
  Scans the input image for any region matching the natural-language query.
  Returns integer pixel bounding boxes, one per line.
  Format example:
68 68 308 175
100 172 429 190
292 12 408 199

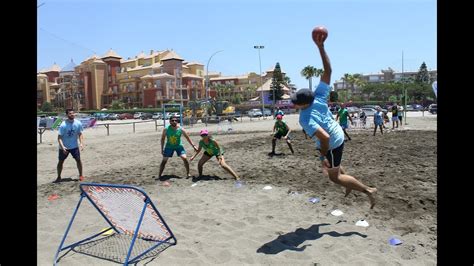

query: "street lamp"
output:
205 50 224 101
254 45 264 117
402 51 408 125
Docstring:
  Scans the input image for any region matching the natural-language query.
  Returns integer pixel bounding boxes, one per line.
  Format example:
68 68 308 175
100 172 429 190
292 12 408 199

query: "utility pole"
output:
254 45 265 117
402 51 407 125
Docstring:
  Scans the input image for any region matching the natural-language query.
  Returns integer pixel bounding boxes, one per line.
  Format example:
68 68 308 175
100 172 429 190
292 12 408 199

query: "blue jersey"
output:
299 82 344 150
374 111 384 125
58 119 83 149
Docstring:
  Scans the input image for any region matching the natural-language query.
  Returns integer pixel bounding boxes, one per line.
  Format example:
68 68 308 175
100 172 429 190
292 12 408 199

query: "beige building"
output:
333 68 438 95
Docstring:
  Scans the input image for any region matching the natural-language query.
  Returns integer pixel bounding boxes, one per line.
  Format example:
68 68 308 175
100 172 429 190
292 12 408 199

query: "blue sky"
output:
37 0 436 89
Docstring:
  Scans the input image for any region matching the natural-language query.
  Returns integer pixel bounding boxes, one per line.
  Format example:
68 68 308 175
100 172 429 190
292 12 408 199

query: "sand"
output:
38 113 437 265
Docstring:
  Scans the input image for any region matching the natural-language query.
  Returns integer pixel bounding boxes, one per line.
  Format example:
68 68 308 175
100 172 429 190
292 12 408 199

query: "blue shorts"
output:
58 147 81 161
163 146 186 157
340 122 349 129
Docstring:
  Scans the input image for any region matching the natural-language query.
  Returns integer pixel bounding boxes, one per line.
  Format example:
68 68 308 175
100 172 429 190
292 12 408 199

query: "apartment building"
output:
333 68 438 95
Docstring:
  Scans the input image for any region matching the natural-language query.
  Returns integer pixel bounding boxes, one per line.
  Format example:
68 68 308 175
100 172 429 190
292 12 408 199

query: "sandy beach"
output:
37 113 437 265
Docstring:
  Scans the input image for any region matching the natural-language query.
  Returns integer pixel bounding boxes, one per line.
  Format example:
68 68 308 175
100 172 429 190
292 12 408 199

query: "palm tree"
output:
314 68 324 80
215 84 226 100
245 85 256 100
301 66 317 89
225 84 234 102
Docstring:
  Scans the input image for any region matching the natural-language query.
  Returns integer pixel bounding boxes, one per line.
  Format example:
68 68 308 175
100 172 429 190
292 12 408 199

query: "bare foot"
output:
366 187 377 209
344 188 352 197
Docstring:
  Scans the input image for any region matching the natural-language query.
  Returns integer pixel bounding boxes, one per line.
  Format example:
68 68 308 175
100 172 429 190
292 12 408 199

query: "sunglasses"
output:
200 134 208 137
170 119 179 122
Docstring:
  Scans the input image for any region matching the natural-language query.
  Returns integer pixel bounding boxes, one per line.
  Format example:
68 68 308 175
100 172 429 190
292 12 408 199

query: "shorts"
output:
392 116 399 122
398 116 403 122
274 132 289 139
340 122 349 129
204 151 224 158
163 146 186 157
375 121 383 126
58 147 81 161
323 143 344 168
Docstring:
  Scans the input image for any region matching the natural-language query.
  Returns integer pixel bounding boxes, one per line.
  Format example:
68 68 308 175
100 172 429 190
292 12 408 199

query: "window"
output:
155 80 161 88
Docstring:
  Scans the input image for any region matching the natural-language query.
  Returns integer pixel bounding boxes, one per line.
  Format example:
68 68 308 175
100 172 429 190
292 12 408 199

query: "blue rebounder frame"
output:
53 183 177 265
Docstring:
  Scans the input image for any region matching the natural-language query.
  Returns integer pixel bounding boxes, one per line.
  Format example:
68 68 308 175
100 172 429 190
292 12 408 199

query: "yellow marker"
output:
100 228 114 236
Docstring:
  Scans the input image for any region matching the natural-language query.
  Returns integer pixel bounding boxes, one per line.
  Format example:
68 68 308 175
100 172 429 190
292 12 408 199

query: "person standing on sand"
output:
189 129 240 180
336 103 353 141
158 116 198 179
391 103 399 129
54 108 85 183
373 107 384 136
269 114 294 155
398 104 404 126
290 28 377 208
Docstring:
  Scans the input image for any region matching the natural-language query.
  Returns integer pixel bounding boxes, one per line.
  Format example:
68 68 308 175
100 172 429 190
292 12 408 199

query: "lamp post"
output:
205 50 224 101
71 74 79 111
254 45 264 117
402 50 407 125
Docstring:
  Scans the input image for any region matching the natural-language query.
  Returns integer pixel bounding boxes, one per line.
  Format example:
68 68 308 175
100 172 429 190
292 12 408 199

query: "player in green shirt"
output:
190 129 240 180
336 104 353 141
158 116 197 179
269 114 294 155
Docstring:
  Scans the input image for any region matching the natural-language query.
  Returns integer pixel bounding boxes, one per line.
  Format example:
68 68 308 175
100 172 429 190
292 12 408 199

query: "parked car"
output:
361 105 386 113
152 112 162 119
412 104 423 111
169 112 181 118
234 110 242 118
118 113 134 120
346 106 360 114
428 104 437 114
247 108 263 117
360 107 376 116
140 113 153 120
133 112 143 119
94 112 109 121
262 108 272 117
163 112 172 120
107 113 119 120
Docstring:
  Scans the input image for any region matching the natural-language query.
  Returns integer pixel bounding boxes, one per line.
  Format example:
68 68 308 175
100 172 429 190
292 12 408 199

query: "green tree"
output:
269 62 285 104
338 90 348 102
111 100 124 110
301 65 317 89
329 91 338 102
225 84 235 102
232 93 242 104
214 84 226 100
244 85 256 101
41 102 52 112
416 62 430 84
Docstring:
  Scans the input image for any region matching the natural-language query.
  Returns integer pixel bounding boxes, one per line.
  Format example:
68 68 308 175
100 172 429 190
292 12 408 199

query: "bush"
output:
41 102 52 112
